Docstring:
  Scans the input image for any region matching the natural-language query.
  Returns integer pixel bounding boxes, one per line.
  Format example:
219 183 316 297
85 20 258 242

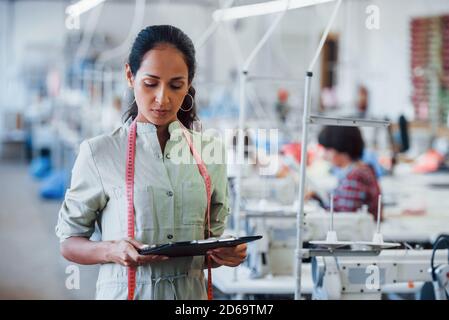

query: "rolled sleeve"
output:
55 140 107 242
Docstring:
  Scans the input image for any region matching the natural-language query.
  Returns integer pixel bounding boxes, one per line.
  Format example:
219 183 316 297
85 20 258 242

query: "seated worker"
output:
308 126 382 221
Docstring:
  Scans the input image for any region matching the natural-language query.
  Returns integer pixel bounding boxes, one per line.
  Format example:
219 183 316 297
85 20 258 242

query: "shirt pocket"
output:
113 185 157 231
181 181 207 225
134 186 157 231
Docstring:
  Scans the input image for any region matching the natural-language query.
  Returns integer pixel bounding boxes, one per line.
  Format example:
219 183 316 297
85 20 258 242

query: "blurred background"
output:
0 0 449 300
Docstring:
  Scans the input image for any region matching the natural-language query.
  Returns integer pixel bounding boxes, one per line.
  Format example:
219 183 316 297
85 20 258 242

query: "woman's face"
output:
324 148 348 168
126 44 190 126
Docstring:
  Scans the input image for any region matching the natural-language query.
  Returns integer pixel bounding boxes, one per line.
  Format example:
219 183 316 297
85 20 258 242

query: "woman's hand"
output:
107 238 169 267
304 191 317 201
207 243 247 267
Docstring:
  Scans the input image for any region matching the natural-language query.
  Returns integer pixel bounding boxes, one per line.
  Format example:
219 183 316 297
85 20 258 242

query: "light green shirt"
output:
55 119 229 299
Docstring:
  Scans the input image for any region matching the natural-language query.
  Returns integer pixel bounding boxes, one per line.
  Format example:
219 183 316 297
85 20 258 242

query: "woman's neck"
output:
156 126 170 154
135 114 171 153
338 157 354 169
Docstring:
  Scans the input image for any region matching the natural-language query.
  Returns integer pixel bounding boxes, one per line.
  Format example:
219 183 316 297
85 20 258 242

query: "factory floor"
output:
0 159 97 299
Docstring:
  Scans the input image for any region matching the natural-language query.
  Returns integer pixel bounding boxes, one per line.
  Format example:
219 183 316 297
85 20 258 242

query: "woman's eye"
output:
171 84 182 90
144 82 157 87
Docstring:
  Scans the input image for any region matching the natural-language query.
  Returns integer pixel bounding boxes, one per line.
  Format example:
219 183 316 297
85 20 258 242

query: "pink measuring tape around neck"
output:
125 118 213 300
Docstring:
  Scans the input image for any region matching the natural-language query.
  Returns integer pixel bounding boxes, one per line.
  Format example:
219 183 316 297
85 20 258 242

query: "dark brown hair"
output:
318 126 365 161
123 25 197 129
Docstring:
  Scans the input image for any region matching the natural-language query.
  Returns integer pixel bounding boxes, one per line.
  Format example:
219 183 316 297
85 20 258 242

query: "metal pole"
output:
330 193 334 231
232 70 247 281
294 71 312 299
294 0 342 300
247 75 303 83
232 5 289 282
234 70 247 235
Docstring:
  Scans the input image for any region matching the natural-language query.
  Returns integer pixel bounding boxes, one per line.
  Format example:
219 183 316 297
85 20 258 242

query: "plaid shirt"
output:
330 163 382 220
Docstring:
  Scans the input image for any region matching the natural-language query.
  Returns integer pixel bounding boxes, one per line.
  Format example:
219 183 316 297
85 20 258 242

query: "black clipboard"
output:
137 235 262 257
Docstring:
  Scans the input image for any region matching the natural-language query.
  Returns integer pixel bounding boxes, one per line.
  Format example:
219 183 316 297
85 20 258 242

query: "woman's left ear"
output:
125 63 134 88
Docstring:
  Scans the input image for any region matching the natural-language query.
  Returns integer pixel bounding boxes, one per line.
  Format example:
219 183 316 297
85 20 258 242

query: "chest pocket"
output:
181 181 207 225
113 185 157 231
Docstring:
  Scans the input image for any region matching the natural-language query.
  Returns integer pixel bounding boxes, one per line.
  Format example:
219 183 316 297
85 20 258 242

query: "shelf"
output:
308 115 390 128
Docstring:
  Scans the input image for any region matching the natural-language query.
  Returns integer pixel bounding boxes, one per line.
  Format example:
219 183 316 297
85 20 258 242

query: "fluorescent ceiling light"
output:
66 0 107 17
213 0 335 21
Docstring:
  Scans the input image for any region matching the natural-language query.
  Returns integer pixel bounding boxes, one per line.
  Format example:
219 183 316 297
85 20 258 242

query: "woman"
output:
310 126 382 221
55 25 246 300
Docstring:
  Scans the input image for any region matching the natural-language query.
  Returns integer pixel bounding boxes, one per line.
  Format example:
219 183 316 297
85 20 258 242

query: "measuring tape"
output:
126 118 213 300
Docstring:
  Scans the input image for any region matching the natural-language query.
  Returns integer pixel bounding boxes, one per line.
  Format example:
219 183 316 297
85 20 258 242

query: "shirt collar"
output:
168 120 181 135
124 117 182 137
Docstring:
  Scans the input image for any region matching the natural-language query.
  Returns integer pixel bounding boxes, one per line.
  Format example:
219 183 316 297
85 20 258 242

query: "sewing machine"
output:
242 201 376 278
311 249 449 300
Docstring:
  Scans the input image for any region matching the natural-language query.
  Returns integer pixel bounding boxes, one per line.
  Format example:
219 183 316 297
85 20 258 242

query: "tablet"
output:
137 235 262 257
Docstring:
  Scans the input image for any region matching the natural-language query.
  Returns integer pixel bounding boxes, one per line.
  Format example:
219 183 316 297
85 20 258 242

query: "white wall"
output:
2 0 449 124
258 0 449 121
338 0 449 120
0 0 10 143
13 1 66 65
0 0 67 117
0 1 218 126
0 1 10 110
75 1 213 65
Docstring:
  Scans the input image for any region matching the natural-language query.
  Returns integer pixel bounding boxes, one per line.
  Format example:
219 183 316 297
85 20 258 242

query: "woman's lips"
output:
150 109 170 116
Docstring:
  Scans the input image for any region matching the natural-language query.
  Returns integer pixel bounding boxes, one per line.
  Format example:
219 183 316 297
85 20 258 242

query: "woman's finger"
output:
212 243 247 255
140 254 169 262
213 252 246 263
209 253 229 266
125 238 146 249
221 244 246 254
210 250 244 265
127 247 141 263
209 254 240 267
217 243 247 252
236 243 247 251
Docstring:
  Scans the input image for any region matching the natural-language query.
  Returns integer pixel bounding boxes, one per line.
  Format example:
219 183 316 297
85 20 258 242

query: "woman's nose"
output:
155 86 170 105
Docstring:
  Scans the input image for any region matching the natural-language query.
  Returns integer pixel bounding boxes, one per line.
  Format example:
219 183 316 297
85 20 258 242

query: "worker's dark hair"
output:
318 126 365 161
123 25 197 129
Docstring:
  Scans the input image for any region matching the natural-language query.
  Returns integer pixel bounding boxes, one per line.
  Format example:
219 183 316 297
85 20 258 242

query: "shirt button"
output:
167 234 173 240
167 191 173 197
166 154 171 159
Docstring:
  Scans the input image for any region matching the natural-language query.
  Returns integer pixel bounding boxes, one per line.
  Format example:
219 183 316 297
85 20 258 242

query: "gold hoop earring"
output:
180 93 194 112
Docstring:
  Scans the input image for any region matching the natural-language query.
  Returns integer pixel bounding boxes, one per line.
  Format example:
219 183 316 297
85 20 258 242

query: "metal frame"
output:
294 0 394 299
207 0 392 298
234 2 291 281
